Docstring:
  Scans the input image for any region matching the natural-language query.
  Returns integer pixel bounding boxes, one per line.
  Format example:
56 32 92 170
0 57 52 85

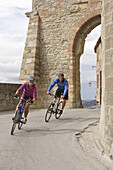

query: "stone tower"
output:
19 0 102 108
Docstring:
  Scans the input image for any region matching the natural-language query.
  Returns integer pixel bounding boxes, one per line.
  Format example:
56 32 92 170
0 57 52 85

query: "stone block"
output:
0 83 22 112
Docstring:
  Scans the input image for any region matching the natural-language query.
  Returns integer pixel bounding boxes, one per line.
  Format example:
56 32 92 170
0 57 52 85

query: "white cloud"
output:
0 0 32 11
0 0 32 83
0 61 20 82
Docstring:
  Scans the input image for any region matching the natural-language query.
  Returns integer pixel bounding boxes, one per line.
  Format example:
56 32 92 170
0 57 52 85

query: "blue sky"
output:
0 0 101 100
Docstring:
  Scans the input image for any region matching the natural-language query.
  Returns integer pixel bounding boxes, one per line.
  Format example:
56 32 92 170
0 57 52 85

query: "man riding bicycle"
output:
13 76 37 124
47 73 68 114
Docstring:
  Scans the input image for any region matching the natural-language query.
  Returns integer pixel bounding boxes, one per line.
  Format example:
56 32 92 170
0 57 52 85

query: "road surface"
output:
0 108 107 170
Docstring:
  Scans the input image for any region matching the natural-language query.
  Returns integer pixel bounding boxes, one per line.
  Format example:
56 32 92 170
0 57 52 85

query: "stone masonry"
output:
19 11 41 108
0 83 22 112
94 37 102 105
19 0 102 108
97 0 113 157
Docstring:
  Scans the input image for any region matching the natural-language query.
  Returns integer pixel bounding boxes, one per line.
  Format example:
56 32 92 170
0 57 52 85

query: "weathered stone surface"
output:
97 0 113 157
95 38 102 105
0 83 22 112
66 0 88 4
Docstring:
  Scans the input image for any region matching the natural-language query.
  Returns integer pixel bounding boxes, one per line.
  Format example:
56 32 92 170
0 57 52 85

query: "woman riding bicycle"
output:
13 76 37 124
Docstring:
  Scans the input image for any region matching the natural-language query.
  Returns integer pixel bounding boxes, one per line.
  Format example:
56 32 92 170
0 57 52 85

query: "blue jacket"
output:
48 78 69 96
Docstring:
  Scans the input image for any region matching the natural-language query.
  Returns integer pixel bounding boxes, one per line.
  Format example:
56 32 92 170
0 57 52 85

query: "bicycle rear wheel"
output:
11 123 16 135
55 101 63 119
45 103 54 122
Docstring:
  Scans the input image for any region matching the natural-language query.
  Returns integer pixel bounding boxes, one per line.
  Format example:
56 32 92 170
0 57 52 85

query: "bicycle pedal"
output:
12 117 15 121
13 120 18 123
21 119 27 124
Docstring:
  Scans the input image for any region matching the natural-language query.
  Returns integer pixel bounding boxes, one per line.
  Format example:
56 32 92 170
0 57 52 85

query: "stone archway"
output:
19 1 102 109
68 10 101 108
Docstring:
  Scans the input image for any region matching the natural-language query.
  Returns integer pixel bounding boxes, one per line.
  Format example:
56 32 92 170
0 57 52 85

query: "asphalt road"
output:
0 108 107 170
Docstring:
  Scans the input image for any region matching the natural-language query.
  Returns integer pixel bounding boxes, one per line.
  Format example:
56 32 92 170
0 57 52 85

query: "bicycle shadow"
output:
13 116 99 138
14 127 82 138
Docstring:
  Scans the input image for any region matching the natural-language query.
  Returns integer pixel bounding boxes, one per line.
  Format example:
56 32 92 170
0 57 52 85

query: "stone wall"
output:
97 0 113 156
19 11 41 108
95 37 102 104
19 0 102 108
0 83 21 112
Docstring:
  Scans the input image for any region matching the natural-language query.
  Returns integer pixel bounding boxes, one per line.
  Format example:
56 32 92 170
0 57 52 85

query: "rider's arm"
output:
14 83 27 97
48 78 58 92
16 89 21 95
15 90 19 95
17 82 27 93
63 80 69 97
33 86 37 101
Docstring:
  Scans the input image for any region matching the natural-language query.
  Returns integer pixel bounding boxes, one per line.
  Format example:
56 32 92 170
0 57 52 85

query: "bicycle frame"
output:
49 93 62 113
18 100 26 123
45 93 63 122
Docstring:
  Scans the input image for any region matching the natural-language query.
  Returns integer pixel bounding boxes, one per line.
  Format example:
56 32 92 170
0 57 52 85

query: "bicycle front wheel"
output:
18 122 23 130
45 103 54 122
55 101 63 119
11 123 16 135
14 110 21 123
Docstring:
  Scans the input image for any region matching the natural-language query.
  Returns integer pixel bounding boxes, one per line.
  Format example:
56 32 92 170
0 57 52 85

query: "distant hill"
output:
82 100 97 107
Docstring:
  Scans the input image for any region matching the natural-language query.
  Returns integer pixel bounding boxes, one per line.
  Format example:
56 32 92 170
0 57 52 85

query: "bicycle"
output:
11 98 32 135
45 93 63 122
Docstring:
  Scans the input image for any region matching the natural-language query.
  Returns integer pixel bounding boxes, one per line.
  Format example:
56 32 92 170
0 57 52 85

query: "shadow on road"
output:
59 117 99 122
12 116 99 138
13 127 82 137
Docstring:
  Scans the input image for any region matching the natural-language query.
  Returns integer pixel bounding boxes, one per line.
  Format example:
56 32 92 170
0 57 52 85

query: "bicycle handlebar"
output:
13 96 20 100
49 93 55 97
13 97 33 103
48 93 61 99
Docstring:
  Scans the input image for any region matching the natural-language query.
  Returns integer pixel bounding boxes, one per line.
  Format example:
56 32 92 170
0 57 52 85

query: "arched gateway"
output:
68 12 101 108
19 0 102 108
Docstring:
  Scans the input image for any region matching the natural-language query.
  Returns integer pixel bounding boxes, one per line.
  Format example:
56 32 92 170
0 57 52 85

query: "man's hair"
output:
58 73 64 77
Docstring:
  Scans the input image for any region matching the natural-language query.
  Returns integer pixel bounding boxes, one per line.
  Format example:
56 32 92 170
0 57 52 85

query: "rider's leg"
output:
12 98 24 120
62 99 66 110
54 96 58 103
61 90 68 112
16 98 23 110
24 103 31 118
55 88 61 101
59 100 66 114
15 98 23 113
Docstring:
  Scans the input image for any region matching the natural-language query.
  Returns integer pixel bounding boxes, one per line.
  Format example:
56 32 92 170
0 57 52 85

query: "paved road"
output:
0 108 107 170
